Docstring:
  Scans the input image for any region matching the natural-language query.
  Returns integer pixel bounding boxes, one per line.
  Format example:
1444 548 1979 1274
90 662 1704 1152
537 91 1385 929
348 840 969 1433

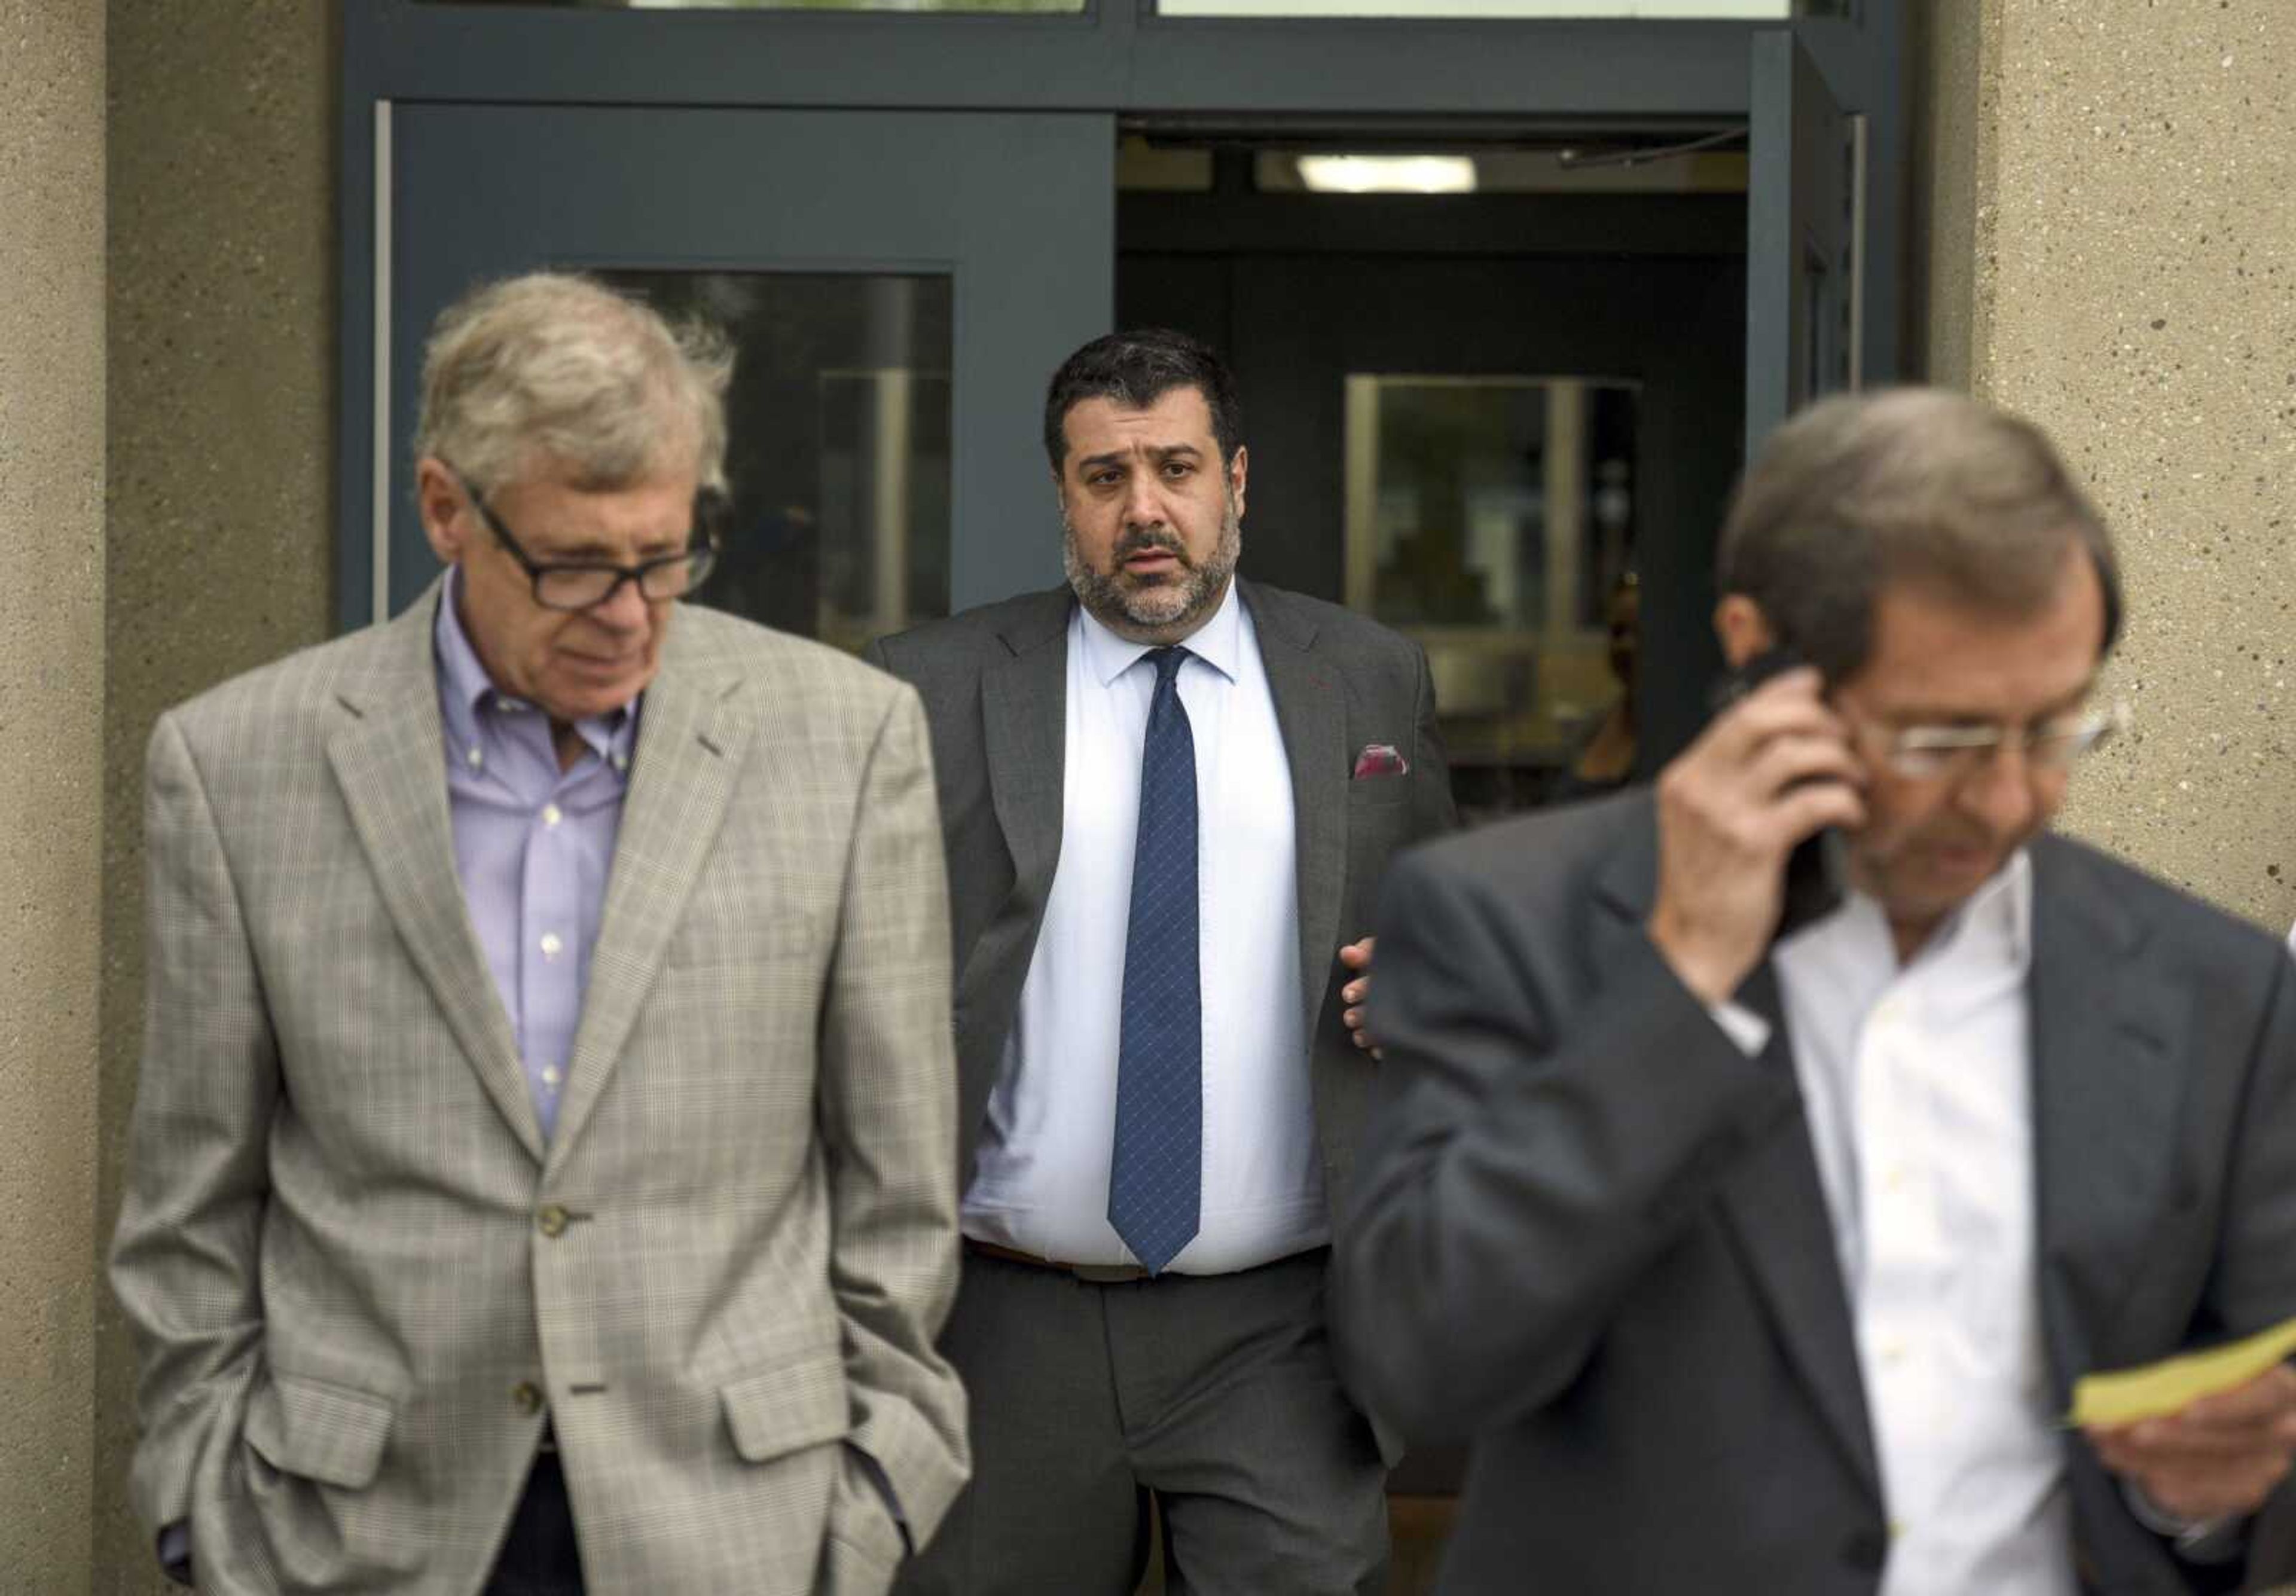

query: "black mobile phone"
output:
1714 646 1846 939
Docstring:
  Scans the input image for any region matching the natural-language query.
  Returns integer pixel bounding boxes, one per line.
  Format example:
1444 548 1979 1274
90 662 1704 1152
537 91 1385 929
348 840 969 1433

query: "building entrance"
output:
343 6 1898 810
338 3 1900 1580
1116 130 1748 800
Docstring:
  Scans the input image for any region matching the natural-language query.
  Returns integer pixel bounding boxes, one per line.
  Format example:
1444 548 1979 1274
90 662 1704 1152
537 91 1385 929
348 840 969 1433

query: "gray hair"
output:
414 272 732 495
1717 387 2121 681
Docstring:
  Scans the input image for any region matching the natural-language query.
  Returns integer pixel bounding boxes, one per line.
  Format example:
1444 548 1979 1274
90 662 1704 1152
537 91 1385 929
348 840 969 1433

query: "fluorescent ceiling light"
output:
1297 155 1478 194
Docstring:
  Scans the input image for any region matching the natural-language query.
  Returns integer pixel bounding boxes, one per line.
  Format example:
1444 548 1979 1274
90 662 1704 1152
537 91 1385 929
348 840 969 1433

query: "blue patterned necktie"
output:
1109 646 1202 1276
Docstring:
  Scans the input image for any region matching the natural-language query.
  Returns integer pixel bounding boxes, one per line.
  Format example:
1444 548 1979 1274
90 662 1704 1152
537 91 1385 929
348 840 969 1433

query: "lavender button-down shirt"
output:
435 572 639 1142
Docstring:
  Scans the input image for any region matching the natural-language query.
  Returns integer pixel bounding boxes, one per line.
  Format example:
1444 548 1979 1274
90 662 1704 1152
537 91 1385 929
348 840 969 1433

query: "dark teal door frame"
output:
337 0 1905 632
378 106 1111 621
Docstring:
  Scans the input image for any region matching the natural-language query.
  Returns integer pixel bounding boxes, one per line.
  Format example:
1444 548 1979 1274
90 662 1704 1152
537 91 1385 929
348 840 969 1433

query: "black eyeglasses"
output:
448 465 723 612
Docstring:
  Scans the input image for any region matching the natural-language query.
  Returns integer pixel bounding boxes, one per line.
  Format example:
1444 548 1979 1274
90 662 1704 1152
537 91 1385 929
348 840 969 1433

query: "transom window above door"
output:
441 1 1084 13
1158 1 1806 17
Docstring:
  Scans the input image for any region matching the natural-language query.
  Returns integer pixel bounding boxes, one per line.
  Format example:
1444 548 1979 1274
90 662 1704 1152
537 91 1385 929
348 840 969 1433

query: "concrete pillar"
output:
92 3 337 1587
1921 0 2296 927
0 1 106 1588
1907 0 1990 397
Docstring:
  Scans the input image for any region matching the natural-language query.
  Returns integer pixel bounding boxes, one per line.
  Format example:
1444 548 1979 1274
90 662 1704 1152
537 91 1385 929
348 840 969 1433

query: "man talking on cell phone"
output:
1333 387 2296 1594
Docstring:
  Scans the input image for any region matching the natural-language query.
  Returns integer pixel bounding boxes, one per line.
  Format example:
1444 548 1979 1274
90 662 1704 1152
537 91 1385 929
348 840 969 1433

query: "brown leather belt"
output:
965 1238 1152 1284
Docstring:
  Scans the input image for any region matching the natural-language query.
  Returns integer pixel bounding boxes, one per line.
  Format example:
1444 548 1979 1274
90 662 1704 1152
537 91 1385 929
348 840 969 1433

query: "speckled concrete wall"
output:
91 3 337 1587
0 1 106 1588
1909 0 1994 394
1940 1 2296 929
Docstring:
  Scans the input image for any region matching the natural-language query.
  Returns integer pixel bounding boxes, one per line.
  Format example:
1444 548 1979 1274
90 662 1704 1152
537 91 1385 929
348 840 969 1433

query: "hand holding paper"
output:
2072 1317 2296 1429
2079 1321 2296 1524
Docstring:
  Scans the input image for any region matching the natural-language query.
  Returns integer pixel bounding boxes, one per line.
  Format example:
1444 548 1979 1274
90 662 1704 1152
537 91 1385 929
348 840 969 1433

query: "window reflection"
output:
598 271 952 652
1344 374 1638 810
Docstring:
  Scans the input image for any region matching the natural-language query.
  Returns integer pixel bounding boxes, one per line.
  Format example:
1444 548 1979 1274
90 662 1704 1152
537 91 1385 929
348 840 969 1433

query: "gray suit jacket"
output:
111 585 969 1596
1335 789 2296 1594
865 579 1455 1219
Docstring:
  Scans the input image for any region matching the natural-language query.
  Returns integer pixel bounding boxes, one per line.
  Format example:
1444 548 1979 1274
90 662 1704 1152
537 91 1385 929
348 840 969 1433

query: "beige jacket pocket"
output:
242 1369 396 1490
722 1344 850 1465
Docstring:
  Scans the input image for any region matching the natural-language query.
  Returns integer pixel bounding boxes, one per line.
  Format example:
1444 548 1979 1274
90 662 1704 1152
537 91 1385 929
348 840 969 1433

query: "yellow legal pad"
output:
2068 1315 2296 1428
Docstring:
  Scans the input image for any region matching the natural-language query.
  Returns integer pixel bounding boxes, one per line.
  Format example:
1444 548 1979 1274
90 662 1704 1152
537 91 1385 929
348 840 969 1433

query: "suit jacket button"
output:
512 1381 545 1417
1839 1525 1888 1573
538 1204 570 1238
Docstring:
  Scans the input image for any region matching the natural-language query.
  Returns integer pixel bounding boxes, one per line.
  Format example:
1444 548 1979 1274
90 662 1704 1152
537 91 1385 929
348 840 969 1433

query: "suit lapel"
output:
1245 582 1349 1043
2028 837 2179 1400
327 587 545 1162
975 593 1071 962
1713 960 1884 1499
546 642 752 1167
1591 808 1882 1499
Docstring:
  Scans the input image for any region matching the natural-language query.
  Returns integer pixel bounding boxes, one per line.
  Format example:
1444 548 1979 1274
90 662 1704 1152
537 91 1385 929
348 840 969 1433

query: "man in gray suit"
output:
867 329 1454 1594
1336 388 2296 1593
110 273 967 1595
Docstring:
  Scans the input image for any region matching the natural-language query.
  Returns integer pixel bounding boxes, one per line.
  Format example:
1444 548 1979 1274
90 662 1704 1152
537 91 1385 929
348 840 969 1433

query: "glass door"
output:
367 106 1114 638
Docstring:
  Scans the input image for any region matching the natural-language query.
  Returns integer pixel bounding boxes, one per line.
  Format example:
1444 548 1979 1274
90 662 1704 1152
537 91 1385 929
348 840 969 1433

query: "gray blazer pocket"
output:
723 1344 850 1465
243 1370 396 1490
1347 774 1412 810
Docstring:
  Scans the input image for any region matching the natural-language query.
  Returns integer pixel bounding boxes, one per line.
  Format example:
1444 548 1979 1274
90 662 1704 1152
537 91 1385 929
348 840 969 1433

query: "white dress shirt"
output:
1719 853 2074 1595
961 583 1327 1273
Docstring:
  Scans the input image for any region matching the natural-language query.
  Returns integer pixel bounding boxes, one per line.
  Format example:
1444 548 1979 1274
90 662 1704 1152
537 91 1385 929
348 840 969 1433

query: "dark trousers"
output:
484 1448 587 1596
900 1246 1388 1596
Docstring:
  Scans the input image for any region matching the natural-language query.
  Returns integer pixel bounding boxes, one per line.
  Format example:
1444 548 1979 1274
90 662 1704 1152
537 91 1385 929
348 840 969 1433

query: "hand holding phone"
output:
1644 652 1865 1006
1722 650 1852 940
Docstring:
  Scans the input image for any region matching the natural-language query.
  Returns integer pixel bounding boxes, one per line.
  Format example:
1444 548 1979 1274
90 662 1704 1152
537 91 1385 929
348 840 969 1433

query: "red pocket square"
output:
1352 743 1408 778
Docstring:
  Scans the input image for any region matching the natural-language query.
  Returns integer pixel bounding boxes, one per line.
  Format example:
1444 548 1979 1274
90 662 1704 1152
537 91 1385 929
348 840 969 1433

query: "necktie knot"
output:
1148 646 1189 689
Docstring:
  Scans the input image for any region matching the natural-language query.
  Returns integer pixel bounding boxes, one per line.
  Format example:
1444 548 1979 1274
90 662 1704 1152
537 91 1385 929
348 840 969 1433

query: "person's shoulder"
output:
2035 832 2288 975
1243 581 1422 666
1398 789 1652 908
162 615 416 750
866 588 1073 678
676 600 875 676
1372 794 1651 984
669 602 921 716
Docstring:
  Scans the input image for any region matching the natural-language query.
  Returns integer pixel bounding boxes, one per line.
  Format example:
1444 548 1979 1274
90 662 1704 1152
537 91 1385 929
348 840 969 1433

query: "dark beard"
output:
1063 510 1241 642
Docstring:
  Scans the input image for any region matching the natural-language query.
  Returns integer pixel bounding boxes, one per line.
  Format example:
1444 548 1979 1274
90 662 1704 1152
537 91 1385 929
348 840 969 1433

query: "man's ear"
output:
415 457 471 565
1712 594 1778 669
1226 445 1248 521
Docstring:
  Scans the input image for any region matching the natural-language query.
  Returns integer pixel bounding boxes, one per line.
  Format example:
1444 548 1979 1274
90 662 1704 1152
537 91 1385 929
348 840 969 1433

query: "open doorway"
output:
1116 129 1748 817
1115 131 1749 1579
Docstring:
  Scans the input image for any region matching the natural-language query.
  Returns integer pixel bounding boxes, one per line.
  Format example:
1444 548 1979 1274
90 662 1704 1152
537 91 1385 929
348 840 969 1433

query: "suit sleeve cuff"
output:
1708 997 1772 1059
2120 1479 2245 1563
158 1521 193 1585
850 1444 912 1555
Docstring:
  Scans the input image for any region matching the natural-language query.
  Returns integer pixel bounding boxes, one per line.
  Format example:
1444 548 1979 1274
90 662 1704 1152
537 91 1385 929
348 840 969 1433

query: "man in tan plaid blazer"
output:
109 274 967 1595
